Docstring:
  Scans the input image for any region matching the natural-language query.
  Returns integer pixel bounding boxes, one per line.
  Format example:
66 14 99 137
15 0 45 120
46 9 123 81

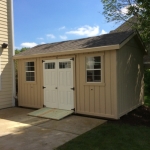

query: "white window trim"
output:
84 53 104 85
86 56 102 83
25 61 36 82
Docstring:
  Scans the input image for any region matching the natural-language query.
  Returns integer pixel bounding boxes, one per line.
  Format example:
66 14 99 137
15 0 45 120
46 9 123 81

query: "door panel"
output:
43 60 58 108
58 59 74 110
43 58 74 110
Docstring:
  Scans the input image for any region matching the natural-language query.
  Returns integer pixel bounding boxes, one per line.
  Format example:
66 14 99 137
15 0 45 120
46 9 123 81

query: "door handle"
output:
55 87 57 89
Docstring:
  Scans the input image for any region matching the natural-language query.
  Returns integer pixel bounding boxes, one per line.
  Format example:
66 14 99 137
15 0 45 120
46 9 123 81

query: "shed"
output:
14 30 146 119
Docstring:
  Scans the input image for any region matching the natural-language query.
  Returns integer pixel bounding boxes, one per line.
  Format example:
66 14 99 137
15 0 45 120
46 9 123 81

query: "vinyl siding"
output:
0 0 13 109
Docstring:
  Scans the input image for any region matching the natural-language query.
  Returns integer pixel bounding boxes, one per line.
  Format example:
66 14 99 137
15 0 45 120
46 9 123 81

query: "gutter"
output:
10 0 16 106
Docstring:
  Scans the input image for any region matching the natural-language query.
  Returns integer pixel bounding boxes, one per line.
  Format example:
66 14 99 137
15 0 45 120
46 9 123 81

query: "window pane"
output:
26 76 30 81
26 62 34 67
59 62 71 69
30 77 35 81
30 62 34 66
86 56 101 69
45 63 55 69
26 70 35 81
87 70 101 82
26 67 34 71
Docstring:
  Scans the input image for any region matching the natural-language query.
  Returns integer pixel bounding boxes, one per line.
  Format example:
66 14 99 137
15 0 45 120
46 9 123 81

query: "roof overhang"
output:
13 31 147 60
13 44 120 59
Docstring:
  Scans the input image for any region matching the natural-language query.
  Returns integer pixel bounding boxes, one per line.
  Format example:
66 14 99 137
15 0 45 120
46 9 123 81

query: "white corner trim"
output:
0 57 1 91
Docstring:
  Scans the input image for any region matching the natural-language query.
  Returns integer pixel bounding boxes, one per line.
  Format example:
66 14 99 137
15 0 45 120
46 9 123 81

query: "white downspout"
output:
10 0 16 106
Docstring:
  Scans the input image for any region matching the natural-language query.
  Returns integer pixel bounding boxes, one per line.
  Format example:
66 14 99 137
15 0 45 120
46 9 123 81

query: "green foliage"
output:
144 69 150 95
101 0 150 48
15 47 29 93
15 47 29 54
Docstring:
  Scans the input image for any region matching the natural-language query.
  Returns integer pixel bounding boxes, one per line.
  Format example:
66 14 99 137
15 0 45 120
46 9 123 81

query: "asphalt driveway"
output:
0 107 106 150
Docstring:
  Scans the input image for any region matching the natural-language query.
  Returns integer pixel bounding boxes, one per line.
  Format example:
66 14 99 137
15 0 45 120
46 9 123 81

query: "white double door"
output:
43 58 74 110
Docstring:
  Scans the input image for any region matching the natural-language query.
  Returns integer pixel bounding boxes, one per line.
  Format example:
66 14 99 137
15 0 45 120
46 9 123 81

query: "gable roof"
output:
14 30 134 59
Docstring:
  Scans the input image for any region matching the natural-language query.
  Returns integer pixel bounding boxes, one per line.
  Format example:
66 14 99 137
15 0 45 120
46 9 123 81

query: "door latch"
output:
71 87 75 90
43 86 46 89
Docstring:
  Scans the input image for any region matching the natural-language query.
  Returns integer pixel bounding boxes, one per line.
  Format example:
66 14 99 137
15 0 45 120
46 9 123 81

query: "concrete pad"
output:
38 115 107 135
0 107 107 150
0 107 33 119
0 126 77 150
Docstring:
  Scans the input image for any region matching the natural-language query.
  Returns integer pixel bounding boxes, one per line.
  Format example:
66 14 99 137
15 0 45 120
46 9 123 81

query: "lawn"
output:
144 95 150 107
56 104 150 150
56 123 150 150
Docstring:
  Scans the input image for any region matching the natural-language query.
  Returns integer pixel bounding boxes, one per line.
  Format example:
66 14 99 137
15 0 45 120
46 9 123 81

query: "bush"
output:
144 69 150 96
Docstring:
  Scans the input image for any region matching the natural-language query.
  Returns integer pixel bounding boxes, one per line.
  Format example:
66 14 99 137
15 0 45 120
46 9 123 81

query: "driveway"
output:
0 107 106 150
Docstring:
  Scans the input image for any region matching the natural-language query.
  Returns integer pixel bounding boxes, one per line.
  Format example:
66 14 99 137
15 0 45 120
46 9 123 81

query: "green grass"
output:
56 123 150 150
144 95 150 107
56 95 150 150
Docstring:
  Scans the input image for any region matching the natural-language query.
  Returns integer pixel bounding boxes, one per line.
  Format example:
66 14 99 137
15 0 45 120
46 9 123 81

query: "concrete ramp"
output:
28 107 74 120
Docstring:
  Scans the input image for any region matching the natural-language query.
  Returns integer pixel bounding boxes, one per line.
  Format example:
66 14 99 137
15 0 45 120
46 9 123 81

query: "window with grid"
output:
86 56 101 82
25 62 35 81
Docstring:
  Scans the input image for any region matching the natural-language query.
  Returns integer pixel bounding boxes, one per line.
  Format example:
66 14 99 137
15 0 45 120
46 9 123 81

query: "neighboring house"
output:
14 29 146 119
0 0 15 109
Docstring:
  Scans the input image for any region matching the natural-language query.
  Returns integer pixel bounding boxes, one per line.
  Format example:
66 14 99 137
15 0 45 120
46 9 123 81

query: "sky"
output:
13 0 122 49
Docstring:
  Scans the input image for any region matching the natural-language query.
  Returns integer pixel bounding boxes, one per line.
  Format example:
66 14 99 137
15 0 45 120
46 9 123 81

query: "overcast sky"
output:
13 0 121 49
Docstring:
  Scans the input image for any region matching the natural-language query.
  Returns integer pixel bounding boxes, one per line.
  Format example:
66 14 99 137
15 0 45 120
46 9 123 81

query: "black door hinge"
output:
71 108 75 111
43 86 46 89
71 87 75 90
42 60 45 63
70 57 74 61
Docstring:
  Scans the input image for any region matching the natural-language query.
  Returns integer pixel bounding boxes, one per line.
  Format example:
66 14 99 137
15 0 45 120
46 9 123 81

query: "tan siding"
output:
17 51 118 118
0 0 13 109
18 58 43 108
117 37 144 117
76 51 117 118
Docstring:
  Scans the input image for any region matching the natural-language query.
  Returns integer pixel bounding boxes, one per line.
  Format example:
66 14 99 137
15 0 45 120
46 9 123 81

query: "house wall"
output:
17 50 118 119
0 0 14 109
117 37 144 118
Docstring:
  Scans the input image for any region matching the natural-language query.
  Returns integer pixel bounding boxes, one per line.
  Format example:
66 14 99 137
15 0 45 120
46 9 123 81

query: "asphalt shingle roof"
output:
15 30 134 57
110 16 137 33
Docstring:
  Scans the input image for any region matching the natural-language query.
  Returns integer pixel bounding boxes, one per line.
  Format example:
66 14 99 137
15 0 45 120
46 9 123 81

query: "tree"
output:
15 47 29 93
15 47 29 54
101 0 150 49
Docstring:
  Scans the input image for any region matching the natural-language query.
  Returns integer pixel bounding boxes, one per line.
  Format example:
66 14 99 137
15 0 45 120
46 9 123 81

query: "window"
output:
59 61 71 69
86 56 101 82
45 63 55 69
25 62 35 81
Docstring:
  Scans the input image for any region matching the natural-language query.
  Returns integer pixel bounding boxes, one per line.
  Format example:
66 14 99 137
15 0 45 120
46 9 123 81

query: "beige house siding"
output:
117 37 144 117
0 0 14 109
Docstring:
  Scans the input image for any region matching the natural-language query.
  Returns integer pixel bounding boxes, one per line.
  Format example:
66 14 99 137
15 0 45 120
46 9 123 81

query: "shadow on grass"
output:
56 105 150 150
56 123 150 150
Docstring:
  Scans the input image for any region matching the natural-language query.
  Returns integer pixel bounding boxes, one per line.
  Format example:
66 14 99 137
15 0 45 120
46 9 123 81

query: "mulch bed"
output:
109 106 150 127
